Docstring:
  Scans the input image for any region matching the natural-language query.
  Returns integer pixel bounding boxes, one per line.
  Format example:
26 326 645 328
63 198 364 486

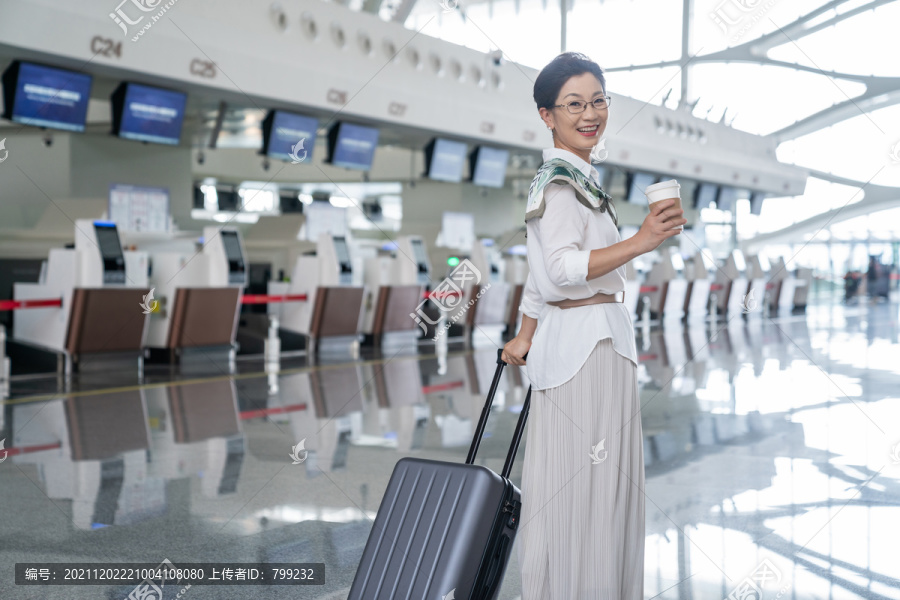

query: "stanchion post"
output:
265 316 281 367
0 324 7 383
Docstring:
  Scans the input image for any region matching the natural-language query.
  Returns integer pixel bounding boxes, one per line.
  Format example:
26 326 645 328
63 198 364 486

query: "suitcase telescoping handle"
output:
465 348 532 480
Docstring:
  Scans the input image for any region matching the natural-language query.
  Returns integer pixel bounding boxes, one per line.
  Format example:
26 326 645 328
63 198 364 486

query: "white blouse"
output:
519 148 637 390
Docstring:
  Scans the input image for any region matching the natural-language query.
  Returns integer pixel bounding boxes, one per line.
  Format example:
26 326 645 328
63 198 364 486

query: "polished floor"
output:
1 301 899 599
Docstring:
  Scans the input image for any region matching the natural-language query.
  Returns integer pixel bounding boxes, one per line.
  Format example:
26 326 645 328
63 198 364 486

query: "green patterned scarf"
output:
525 157 616 226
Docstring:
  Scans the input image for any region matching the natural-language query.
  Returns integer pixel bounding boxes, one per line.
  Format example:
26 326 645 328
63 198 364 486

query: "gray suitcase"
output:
349 349 531 600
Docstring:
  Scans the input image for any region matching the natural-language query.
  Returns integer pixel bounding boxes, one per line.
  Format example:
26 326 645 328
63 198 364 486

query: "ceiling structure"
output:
602 0 900 242
1 0 895 244
390 0 900 240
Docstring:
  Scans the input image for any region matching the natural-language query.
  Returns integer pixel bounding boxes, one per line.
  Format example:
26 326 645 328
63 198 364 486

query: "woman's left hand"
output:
502 336 531 366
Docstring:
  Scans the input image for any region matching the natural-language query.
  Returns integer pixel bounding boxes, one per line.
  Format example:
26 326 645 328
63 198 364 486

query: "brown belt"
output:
547 291 624 309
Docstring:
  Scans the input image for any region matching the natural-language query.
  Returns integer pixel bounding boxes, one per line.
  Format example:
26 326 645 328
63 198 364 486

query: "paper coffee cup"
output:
645 179 682 230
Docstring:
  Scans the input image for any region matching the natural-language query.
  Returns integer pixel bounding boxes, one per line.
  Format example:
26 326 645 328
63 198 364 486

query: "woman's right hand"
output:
501 336 531 366
633 199 687 254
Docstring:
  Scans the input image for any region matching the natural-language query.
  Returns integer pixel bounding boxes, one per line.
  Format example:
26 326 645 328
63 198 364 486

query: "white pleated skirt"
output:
517 338 645 600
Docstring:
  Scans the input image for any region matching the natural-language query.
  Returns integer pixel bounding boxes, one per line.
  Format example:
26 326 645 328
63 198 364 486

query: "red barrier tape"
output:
423 291 463 299
710 284 724 291
241 294 307 305
240 403 307 420
1 442 62 457
638 353 658 362
639 286 659 293
0 298 63 311
421 381 465 394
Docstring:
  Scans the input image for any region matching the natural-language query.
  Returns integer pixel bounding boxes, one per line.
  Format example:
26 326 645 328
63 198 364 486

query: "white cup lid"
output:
645 179 679 194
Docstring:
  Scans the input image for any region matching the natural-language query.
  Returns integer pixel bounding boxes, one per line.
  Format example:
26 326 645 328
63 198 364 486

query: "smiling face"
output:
539 72 608 163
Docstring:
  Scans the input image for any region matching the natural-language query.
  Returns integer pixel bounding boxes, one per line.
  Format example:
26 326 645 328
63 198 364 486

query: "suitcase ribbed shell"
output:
349 457 518 600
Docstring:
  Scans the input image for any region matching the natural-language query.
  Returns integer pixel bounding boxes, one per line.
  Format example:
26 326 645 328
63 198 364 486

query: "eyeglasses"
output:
552 96 612 114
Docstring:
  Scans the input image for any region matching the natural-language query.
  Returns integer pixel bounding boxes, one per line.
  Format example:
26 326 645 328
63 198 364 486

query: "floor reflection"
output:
0 303 898 598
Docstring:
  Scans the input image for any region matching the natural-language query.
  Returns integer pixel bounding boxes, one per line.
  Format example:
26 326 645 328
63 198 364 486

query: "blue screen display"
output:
265 111 318 162
472 146 509 188
8 62 92 132
750 192 766 215
331 123 379 170
627 173 657 204
428 138 467 182
716 186 739 212
117 83 187 145
695 183 718 209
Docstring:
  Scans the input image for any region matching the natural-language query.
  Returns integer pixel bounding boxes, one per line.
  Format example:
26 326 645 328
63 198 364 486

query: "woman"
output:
501 52 686 600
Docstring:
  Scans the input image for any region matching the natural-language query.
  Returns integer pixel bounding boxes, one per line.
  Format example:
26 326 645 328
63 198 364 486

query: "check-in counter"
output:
503 251 528 338
683 251 715 323
13 220 150 373
714 249 750 316
275 233 365 356
645 247 688 324
745 254 770 317
361 235 429 348
767 257 798 314
793 267 813 310
465 240 510 348
623 261 642 322
140 226 246 363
